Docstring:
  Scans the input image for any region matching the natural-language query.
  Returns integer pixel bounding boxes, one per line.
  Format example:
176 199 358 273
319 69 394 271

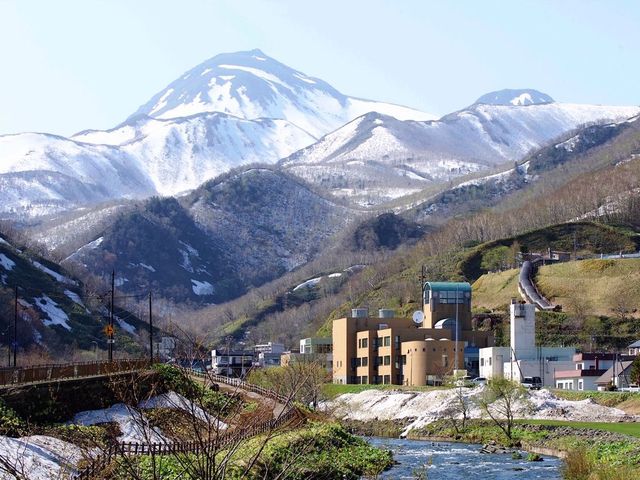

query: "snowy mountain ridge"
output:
1 50 639 218
282 100 640 206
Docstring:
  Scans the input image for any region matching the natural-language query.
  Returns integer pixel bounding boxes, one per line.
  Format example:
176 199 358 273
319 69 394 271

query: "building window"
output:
355 358 362 367
395 335 401 348
362 357 368 367
383 375 391 384
377 356 383 367
384 336 391 347
438 290 466 304
480 358 485 367
578 380 584 391
384 356 391 366
362 338 368 348
362 376 368 384
488 357 492 366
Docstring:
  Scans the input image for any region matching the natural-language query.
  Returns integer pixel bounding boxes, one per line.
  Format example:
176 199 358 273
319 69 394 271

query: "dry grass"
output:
472 268 520 311
472 259 640 317
536 258 640 316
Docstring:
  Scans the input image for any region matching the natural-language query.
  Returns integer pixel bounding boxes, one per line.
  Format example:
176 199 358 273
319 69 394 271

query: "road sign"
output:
104 324 115 336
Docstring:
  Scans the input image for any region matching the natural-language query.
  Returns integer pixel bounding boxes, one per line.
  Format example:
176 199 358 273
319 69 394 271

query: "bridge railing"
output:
0 358 150 386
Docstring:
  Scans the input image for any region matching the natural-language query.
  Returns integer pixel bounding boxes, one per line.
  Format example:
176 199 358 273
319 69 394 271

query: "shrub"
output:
561 446 591 480
0 400 26 437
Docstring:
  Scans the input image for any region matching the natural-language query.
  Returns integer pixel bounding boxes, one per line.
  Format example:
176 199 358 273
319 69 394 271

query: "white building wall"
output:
510 303 536 361
505 359 575 386
556 376 600 391
479 347 510 378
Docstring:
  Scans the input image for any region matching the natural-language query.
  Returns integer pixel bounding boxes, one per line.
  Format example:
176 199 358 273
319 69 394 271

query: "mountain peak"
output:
128 49 432 138
474 89 554 106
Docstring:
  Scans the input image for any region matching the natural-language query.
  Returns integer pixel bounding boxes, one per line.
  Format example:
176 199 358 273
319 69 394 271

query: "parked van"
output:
521 376 542 390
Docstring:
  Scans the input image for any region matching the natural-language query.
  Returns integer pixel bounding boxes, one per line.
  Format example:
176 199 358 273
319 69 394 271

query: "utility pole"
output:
454 283 459 375
13 286 17 367
149 291 153 363
419 265 427 311
108 270 115 362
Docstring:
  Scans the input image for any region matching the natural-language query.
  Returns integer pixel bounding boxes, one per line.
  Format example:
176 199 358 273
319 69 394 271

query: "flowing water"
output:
366 437 562 479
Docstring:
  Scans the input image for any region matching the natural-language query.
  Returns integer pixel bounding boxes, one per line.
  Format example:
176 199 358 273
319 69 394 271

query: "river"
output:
366 437 562 479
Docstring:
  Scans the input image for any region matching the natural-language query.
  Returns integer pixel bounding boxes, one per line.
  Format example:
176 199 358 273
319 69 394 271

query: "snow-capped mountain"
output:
74 112 316 195
0 132 155 217
282 92 640 206
475 88 554 106
128 49 435 138
0 49 437 217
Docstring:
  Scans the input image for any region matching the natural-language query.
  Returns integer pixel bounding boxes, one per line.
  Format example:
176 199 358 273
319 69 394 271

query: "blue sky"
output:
1 0 639 136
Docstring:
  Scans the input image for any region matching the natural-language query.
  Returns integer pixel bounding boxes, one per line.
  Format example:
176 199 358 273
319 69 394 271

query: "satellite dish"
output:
412 311 424 325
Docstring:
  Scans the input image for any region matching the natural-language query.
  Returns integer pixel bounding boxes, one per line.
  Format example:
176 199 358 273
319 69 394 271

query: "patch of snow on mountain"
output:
64 289 85 307
179 250 193 273
115 316 136 334
35 295 71 330
31 260 77 285
0 254 15 271
293 277 322 291
511 92 533 105
191 279 214 295
347 97 436 122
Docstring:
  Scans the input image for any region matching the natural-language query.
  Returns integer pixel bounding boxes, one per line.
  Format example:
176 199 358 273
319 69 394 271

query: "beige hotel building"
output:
332 282 494 386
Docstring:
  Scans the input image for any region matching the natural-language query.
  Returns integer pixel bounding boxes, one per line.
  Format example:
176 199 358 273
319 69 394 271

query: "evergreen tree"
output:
630 355 640 385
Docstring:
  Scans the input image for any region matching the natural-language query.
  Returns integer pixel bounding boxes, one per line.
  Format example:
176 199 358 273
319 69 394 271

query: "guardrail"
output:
187 369 290 404
0 358 151 386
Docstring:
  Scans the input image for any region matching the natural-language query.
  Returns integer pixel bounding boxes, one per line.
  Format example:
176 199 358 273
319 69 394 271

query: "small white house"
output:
628 340 640 356
555 353 636 391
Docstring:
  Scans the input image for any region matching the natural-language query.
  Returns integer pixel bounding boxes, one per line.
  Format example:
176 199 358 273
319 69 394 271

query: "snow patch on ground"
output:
191 279 214 295
0 435 83 480
329 388 637 437
139 391 228 429
0 254 15 271
34 295 71 330
71 403 165 443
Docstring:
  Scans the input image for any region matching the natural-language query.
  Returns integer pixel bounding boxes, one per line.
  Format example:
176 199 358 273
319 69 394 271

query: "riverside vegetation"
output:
338 379 640 480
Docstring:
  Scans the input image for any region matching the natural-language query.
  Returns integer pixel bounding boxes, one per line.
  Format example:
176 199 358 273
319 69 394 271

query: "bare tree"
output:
478 377 530 442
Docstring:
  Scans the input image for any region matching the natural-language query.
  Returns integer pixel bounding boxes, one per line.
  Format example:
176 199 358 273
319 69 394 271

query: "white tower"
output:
510 301 536 378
